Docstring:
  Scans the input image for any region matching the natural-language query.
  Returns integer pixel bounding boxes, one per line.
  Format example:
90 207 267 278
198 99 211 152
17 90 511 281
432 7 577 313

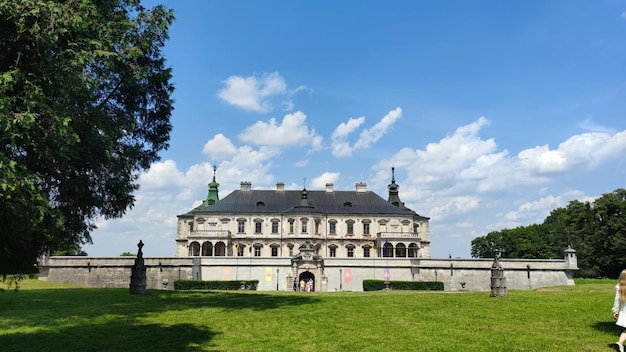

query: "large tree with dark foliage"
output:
0 0 174 277
471 188 626 278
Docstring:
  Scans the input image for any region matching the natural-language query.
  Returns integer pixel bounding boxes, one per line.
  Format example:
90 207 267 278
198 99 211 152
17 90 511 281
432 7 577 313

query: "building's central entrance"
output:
299 271 315 292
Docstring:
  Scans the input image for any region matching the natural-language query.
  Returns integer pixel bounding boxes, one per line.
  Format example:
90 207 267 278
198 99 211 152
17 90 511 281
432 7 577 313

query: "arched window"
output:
395 243 407 257
202 242 213 256
383 242 394 258
214 241 226 256
408 243 419 257
189 242 201 256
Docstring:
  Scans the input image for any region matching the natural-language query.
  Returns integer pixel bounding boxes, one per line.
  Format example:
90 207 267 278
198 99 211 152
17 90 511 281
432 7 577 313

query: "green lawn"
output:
0 279 620 351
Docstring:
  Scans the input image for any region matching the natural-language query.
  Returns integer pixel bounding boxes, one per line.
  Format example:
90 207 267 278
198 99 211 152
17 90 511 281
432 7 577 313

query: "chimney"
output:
326 183 334 192
240 181 251 191
356 182 367 192
276 182 285 192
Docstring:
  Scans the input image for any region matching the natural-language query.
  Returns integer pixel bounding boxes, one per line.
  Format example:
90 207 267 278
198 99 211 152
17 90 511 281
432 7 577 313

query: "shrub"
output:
174 280 258 291
362 279 443 291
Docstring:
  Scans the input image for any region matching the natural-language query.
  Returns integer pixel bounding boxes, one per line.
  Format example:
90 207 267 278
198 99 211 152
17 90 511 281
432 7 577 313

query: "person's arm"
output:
614 286 621 320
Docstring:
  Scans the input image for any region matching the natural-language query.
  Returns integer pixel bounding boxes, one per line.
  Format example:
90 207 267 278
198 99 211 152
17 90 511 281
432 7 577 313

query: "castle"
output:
39 168 578 292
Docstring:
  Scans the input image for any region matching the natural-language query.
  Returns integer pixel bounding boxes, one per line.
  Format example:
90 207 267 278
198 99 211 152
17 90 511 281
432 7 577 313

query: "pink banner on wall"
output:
383 268 390 281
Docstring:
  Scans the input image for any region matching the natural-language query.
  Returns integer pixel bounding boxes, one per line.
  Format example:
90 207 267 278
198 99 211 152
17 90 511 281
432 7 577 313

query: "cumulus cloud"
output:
139 160 185 190
202 133 238 161
217 72 307 113
517 131 626 173
331 108 402 157
238 111 323 151
311 172 340 188
429 196 480 220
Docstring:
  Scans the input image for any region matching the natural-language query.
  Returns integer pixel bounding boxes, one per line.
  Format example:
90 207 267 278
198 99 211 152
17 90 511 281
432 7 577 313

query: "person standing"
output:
299 279 305 292
612 269 626 352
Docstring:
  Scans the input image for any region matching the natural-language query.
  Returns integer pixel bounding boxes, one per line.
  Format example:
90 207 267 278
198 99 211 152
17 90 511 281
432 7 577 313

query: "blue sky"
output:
87 1 626 258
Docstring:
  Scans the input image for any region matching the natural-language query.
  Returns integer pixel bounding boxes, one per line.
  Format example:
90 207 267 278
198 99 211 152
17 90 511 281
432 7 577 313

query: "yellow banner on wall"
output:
265 267 273 281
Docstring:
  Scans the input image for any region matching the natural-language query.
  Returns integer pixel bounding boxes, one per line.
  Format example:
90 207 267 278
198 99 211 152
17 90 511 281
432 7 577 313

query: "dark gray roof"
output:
187 189 428 219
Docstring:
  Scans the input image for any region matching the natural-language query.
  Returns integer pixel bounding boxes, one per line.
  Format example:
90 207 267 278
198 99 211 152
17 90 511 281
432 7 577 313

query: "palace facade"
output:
175 168 431 260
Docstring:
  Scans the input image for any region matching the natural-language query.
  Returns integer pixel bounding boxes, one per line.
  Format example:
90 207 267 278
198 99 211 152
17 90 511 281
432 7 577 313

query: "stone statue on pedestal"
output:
129 240 147 294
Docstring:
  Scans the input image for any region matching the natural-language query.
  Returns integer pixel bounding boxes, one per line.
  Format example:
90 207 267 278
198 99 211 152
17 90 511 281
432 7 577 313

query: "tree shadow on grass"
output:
1 321 217 352
1 288 321 330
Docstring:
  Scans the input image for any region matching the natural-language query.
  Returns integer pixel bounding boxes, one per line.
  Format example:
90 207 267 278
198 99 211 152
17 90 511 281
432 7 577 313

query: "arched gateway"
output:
288 241 326 292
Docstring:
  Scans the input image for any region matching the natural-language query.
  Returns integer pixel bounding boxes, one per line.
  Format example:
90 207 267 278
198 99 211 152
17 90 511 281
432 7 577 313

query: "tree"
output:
590 189 626 278
543 201 598 277
470 224 555 259
471 188 626 278
0 0 174 277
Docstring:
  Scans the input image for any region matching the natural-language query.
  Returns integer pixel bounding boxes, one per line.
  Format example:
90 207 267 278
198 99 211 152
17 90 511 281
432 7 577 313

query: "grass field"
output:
0 279 621 351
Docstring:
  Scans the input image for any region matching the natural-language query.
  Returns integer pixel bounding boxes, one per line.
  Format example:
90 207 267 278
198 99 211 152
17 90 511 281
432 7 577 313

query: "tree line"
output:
471 188 626 278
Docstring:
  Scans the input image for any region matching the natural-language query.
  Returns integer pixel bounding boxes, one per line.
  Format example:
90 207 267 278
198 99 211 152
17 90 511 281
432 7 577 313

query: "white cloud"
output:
239 111 323 150
517 131 626 173
311 172 340 188
332 116 365 139
138 160 185 190
429 196 480 220
217 72 307 113
503 189 591 225
354 107 402 149
331 108 402 157
202 133 238 161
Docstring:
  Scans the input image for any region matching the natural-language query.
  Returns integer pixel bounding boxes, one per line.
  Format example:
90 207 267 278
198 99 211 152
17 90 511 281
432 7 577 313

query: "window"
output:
363 247 370 258
288 245 294 256
383 242 394 257
347 222 354 235
395 243 407 257
237 220 245 233
289 219 295 234
329 247 336 257
315 221 320 234
188 222 193 231
214 242 226 256
347 247 354 257
408 243 418 257
329 222 336 234
255 222 262 234
189 242 200 256
254 247 261 257
202 242 212 256
237 245 244 257
271 222 279 233
271 246 278 257
363 223 370 235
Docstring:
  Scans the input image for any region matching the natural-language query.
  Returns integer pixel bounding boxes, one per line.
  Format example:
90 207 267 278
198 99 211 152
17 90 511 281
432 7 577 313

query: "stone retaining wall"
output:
39 256 577 292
